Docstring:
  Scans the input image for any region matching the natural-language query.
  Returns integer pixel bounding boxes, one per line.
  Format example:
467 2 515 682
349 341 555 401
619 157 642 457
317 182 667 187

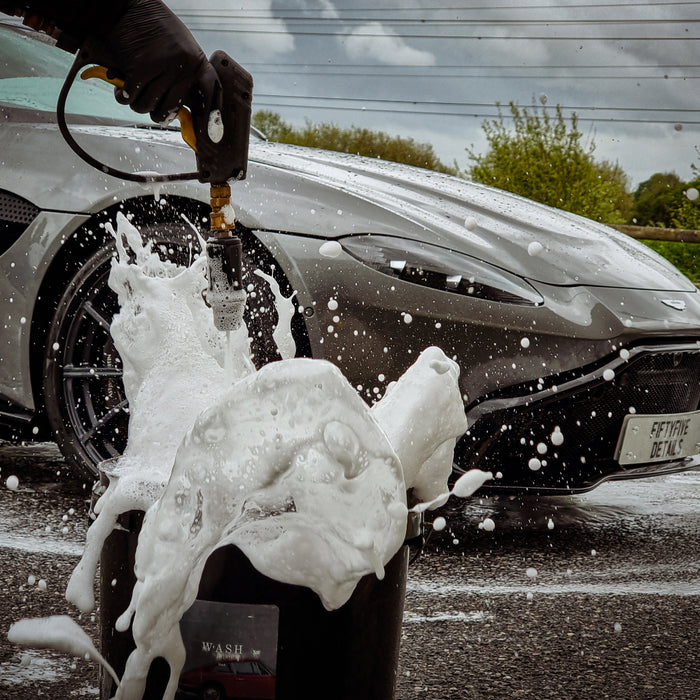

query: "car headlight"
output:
340 235 543 306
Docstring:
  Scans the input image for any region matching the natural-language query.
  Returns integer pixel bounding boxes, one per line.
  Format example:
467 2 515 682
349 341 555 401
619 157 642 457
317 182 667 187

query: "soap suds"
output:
67 212 255 613
113 358 413 699
319 240 342 258
12 212 474 700
8 616 119 687
253 268 296 360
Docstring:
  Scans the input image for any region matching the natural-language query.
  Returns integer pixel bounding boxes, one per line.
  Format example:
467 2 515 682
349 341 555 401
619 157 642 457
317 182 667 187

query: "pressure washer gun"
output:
59 51 254 332
186 52 253 332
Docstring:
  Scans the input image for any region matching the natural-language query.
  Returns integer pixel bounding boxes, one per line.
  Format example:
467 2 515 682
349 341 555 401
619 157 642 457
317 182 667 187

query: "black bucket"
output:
98 501 421 700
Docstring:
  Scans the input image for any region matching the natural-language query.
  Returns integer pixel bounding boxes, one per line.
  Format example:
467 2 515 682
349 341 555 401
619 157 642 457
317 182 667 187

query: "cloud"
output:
314 0 340 19
345 22 436 67
167 0 295 55
167 0 698 185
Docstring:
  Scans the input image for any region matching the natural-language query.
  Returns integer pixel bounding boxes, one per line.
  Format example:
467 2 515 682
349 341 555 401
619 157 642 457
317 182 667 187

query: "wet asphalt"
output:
0 441 698 699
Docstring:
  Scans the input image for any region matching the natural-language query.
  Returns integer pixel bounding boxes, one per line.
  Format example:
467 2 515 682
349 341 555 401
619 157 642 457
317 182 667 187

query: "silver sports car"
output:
1 22 699 492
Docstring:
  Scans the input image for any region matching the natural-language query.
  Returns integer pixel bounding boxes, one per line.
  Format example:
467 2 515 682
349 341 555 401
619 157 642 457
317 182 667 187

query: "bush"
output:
252 110 456 175
642 240 699 286
467 102 631 224
631 173 700 229
672 181 700 230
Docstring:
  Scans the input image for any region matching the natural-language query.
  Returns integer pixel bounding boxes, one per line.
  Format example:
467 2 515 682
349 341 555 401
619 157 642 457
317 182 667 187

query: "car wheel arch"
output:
29 195 310 479
28 196 204 423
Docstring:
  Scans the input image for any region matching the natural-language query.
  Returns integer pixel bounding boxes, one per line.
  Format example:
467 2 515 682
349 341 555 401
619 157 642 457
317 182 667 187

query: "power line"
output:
241 60 700 79
179 2 700 14
243 62 699 69
255 92 700 114
183 16 700 26
249 67 699 80
253 99 700 125
185 25 699 40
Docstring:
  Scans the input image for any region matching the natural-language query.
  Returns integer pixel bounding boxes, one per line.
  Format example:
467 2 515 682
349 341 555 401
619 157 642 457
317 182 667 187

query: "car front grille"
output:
455 342 700 492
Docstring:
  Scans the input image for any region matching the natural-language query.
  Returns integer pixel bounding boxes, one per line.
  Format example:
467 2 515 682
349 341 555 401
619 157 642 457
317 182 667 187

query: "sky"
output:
167 0 699 189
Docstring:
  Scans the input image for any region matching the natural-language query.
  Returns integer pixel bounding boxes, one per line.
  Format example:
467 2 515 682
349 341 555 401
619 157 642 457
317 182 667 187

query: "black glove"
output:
81 0 221 125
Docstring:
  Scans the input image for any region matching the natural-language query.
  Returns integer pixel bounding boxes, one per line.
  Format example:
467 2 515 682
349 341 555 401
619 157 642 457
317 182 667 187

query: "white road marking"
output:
408 578 700 597
0 531 83 557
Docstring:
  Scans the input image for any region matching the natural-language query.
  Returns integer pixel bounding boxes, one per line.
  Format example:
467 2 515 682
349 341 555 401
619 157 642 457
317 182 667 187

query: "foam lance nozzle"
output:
205 235 246 331
205 182 246 331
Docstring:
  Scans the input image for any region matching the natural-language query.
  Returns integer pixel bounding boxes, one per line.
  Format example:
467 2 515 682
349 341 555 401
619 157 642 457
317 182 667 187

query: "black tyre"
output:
42 221 297 481
199 682 226 700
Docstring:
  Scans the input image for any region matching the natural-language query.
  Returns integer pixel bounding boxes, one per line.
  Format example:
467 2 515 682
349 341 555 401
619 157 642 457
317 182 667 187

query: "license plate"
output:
615 409 700 466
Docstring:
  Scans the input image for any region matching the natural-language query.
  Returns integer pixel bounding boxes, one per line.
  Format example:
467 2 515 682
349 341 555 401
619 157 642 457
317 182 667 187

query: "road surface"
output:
1 442 698 699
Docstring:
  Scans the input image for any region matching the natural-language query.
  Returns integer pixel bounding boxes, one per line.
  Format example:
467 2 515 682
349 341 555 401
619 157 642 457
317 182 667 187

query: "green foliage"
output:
252 110 296 143
467 102 631 224
630 171 699 283
671 146 700 230
252 110 456 175
642 240 700 285
632 144 699 229
671 180 700 230
631 172 683 227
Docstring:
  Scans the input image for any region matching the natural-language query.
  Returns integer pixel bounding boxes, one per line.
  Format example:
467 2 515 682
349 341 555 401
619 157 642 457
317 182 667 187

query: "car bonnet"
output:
245 142 695 292
4 120 693 294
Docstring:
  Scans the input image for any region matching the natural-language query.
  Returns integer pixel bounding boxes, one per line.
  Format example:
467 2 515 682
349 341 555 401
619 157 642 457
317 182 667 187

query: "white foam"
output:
13 213 471 699
253 268 296 359
0 530 83 557
8 616 119 687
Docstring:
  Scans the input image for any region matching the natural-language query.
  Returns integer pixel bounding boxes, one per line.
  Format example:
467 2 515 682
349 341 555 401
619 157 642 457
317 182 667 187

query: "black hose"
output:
57 52 200 183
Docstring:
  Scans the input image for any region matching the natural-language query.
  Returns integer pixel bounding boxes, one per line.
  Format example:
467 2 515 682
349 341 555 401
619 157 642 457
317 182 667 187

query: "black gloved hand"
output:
81 0 221 125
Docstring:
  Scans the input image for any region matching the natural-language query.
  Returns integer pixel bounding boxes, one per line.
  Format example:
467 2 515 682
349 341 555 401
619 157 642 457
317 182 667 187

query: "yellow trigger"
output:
80 66 197 152
177 108 197 151
80 65 124 89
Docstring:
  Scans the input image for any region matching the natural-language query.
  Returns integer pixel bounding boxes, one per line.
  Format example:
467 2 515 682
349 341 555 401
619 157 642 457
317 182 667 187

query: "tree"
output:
672 180 700 230
673 149 700 230
631 172 683 227
252 110 456 175
630 169 700 230
467 102 631 224
636 168 699 285
252 110 296 143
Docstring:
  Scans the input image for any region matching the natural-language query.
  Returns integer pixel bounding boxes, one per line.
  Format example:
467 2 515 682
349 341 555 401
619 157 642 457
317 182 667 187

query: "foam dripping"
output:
10 212 478 700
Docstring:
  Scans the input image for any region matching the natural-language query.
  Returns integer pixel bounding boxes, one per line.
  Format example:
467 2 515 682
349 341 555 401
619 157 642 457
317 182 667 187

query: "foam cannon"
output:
192 53 254 332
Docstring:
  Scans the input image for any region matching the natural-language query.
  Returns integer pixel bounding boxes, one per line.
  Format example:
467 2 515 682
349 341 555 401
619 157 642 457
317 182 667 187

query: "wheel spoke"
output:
46 229 198 475
76 399 129 446
63 365 122 379
82 300 112 333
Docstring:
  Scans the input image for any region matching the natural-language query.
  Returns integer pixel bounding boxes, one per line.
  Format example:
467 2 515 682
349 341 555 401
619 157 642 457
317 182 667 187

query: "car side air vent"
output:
0 190 40 255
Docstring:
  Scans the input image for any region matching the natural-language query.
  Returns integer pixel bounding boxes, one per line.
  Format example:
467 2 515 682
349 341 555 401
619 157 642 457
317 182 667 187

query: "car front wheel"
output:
42 220 296 481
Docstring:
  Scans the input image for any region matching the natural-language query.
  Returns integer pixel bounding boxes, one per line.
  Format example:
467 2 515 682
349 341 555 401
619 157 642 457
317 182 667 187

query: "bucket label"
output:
177 600 279 699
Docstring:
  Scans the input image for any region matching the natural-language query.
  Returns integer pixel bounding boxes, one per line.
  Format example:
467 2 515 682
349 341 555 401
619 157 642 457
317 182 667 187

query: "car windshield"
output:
0 23 157 124
0 22 265 140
